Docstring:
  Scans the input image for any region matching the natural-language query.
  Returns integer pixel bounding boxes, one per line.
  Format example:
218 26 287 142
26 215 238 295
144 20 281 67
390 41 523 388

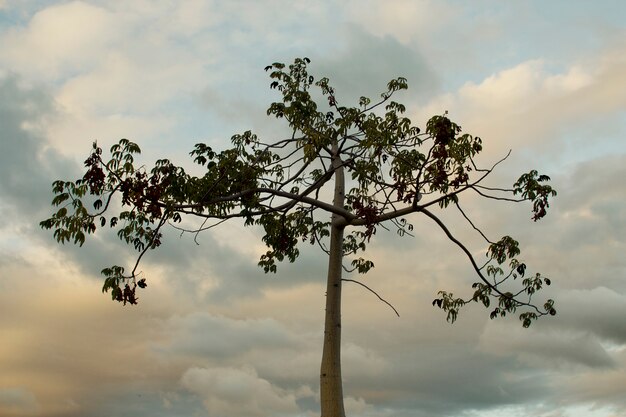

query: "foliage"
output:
41 57 557 325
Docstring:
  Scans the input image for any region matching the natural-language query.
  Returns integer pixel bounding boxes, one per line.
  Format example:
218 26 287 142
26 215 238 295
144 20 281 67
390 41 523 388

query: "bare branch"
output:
471 186 524 202
342 278 400 317
455 202 494 244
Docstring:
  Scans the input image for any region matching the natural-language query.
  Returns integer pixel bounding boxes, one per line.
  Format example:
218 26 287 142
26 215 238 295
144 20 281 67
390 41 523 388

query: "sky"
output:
0 1 625 416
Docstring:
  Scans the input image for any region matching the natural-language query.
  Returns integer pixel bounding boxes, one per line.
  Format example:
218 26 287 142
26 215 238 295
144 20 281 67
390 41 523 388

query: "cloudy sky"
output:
1 1 625 416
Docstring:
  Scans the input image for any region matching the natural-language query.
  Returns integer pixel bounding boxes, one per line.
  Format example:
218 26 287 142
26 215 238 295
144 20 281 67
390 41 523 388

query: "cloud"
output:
317 25 439 104
1 2 625 417
180 366 300 417
344 0 454 44
521 154 626 292
479 323 616 370
556 349 626 413
416 40 626 166
0 74 165 278
159 312 301 359
0 388 39 417
542 287 626 344
556 154 626 233
0 1 217 154
0 74 66 217
0 2 122 80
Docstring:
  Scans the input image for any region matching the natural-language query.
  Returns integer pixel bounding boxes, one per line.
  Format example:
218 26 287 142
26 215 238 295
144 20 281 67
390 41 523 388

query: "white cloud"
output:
343 395 376 416
416 42 626 165
0 2 122 80
0 1 222 153
180 366 300 417
342 343 389 381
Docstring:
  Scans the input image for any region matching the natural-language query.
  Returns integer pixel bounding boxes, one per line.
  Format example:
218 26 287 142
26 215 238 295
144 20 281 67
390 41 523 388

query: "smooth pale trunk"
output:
320 142 346 417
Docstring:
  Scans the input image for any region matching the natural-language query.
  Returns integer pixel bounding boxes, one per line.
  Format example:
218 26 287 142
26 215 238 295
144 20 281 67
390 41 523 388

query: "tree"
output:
41 58 557 417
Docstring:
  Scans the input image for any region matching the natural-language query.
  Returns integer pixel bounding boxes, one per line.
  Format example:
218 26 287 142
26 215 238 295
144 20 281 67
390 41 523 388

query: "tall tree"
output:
41 58 556 417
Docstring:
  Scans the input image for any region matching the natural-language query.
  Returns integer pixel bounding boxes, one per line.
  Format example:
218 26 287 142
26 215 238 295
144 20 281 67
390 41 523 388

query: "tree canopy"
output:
41 57 557 416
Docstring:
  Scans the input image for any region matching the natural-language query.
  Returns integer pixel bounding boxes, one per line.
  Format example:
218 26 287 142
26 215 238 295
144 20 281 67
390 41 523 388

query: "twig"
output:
455 202 494 244
342 278 400 317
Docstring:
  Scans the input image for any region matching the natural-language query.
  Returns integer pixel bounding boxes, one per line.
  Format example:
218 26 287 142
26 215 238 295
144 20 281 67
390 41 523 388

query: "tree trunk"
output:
320 142 346 417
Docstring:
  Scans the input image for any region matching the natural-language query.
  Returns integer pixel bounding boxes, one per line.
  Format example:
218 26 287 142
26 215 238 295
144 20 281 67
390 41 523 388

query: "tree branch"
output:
130 213 168 278
418 206 543 314
455 202 494 244
342 278 400 317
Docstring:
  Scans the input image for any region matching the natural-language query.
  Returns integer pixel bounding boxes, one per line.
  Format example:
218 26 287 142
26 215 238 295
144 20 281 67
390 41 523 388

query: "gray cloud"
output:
480 324 616 370
340 346 549 417
0 72 329 314
317 25 440 105
0 387 39 417
0 75 152 281
519 154 626 293
180 366 300 417
0 75 66 217
158 312 302 359
554 349 626 413
540 287 626 345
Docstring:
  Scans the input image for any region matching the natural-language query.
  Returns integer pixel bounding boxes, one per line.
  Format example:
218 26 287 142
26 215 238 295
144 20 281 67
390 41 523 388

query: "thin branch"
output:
90 184 122 217
418 150 513 211
471 186 523 202
342 278 400 317
130 213 168 278
455 202 494 244
194 217 230 244
350 204 417 227
418 206 543 314
168 184 356 222
473 184 516 193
